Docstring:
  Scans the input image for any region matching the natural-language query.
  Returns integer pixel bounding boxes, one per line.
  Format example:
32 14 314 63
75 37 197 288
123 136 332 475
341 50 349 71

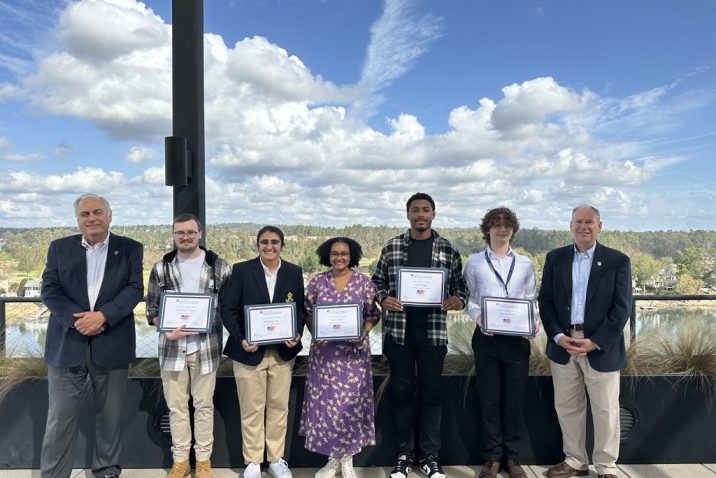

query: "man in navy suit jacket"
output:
221 225 305 478
538 205 631 478
40 194 144 478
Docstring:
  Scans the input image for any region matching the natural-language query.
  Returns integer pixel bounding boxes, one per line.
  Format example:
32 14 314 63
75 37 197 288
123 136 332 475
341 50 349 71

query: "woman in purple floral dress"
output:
300 237 380 478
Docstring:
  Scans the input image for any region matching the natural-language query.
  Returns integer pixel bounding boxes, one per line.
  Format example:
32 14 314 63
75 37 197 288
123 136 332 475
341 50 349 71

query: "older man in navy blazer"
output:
538 205 631 478
40 194 144 478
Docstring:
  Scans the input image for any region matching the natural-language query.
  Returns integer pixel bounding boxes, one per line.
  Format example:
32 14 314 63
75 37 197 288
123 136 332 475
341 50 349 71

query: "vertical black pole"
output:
0 299 6 358
630 298 637 343
172 0 205 245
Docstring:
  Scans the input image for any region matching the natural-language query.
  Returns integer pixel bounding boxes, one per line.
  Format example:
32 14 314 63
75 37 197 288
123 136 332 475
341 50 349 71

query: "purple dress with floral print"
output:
299 270 380 458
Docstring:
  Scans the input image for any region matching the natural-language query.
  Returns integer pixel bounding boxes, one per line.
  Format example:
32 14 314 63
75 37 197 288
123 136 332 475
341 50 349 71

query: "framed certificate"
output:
396 266 448 307
481 296 535 336
245 303 297 345
312 302 362 342
157 292 214 333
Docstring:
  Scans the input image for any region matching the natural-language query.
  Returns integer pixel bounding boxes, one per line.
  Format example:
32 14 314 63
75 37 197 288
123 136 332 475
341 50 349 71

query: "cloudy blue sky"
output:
0 0 714 231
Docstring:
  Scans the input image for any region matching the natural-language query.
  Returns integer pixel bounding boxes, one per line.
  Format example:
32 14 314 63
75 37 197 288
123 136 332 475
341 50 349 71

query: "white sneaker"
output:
244 463 262 478
340 456 357 478
315 457 341 478
269 458 293 478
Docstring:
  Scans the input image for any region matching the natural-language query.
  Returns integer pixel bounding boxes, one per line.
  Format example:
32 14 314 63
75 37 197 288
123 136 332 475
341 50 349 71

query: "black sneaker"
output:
418 454 446 478
390 454 414 478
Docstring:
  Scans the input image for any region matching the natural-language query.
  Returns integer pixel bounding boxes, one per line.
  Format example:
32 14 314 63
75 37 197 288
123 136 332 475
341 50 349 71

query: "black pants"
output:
384 329 447 456
472 330 530 463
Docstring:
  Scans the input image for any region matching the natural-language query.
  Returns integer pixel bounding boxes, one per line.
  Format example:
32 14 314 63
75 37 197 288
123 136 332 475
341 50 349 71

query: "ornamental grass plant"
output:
1 315 715 405
0 334 46 404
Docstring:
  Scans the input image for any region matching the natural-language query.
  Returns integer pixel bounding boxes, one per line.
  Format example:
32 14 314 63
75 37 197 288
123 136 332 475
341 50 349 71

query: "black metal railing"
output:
2 295 715 357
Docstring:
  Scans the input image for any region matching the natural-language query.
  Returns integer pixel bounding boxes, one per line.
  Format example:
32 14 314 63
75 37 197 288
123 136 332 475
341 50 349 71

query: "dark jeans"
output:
41 345 128 478
383 329 447 456
473 330 530 463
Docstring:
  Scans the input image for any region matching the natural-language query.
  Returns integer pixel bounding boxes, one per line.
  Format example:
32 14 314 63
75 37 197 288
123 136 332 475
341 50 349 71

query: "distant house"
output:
647 267 678 291
20 279 42 298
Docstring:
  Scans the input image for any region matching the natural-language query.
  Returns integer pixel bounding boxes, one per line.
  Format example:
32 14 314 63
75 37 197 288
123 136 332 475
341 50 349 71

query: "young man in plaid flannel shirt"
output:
372 193 468 478
146 213 232 478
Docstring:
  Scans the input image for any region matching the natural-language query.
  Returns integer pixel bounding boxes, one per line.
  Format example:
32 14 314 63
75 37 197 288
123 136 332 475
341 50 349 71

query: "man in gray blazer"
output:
40 194 144 478
538 205 632 478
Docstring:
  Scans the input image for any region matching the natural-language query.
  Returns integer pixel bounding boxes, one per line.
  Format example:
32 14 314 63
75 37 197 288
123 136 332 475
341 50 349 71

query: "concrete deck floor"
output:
1 464 715 478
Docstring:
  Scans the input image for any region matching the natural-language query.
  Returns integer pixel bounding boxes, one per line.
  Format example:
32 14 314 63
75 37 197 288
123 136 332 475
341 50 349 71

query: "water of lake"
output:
4 308 714 358
4 318 386 358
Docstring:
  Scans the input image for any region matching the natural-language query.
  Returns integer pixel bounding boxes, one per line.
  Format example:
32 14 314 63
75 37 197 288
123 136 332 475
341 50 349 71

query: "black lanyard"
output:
484 250 515 297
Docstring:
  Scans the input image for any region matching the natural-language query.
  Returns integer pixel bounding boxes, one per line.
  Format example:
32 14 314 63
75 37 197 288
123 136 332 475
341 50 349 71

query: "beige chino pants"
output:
233 348 295 464
550 331 620 476
161 352 217 462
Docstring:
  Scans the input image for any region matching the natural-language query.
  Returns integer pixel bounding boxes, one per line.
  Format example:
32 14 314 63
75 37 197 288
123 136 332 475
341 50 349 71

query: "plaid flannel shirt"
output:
146 248 232 375
372 229 468 345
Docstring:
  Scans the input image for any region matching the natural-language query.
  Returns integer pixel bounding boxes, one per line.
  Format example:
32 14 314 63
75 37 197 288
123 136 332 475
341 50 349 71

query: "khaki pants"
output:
551 331 620 476
233 348 295 464
161 352 217 462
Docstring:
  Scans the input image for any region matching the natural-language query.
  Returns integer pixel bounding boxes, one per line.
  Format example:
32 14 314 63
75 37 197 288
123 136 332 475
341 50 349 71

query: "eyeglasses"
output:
173 231 198 238
330 252 350 258
259 239 281 246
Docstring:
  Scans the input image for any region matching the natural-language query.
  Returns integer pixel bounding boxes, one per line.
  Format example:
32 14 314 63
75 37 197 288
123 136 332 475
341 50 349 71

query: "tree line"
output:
1 224 714 295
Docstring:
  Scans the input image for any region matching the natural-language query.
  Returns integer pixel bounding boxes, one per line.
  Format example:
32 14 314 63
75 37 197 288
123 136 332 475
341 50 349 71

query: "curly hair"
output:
316 237 363 268
480 207 520 245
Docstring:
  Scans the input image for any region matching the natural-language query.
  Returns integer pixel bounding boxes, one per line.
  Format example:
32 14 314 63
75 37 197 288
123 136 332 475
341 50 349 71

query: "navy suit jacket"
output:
538 242 632 372
221 257 305 366
41 233 144 368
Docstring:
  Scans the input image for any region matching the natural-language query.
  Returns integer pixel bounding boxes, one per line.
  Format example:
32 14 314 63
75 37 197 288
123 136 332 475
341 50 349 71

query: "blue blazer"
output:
41 233 144 368
221 257 305 366
538 242 632 372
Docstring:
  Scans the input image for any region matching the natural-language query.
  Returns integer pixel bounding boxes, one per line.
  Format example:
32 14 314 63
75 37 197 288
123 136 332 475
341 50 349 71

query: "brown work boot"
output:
504 459 527 478
545 462 589 477
167 460 191 478
478 461 500 478
195 459 213 478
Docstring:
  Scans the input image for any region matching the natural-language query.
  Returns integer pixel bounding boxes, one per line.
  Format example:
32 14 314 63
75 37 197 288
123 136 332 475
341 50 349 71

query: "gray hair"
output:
73 193 112 217
571 204 600 221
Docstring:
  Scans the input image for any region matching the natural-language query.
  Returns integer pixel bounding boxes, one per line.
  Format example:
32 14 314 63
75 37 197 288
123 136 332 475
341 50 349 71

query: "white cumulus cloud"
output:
124 145 156 163
0 0 713 230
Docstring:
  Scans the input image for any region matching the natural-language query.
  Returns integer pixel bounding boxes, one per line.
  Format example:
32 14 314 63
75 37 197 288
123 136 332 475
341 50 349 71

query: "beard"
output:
177 243 198 254
412 220 431 232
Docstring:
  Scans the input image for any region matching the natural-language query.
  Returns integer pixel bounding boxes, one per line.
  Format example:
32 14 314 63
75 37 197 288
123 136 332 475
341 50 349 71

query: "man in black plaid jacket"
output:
372 192 468 478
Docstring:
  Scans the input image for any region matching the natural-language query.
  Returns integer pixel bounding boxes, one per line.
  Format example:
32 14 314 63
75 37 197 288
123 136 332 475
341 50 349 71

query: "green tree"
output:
674 247 715 287
626 249 660 290
673 273 703 295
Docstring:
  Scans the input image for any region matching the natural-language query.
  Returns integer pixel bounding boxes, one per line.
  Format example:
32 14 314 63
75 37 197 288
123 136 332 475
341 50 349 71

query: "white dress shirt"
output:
82 233 110 311
463 246 538 322
260 258 282 302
